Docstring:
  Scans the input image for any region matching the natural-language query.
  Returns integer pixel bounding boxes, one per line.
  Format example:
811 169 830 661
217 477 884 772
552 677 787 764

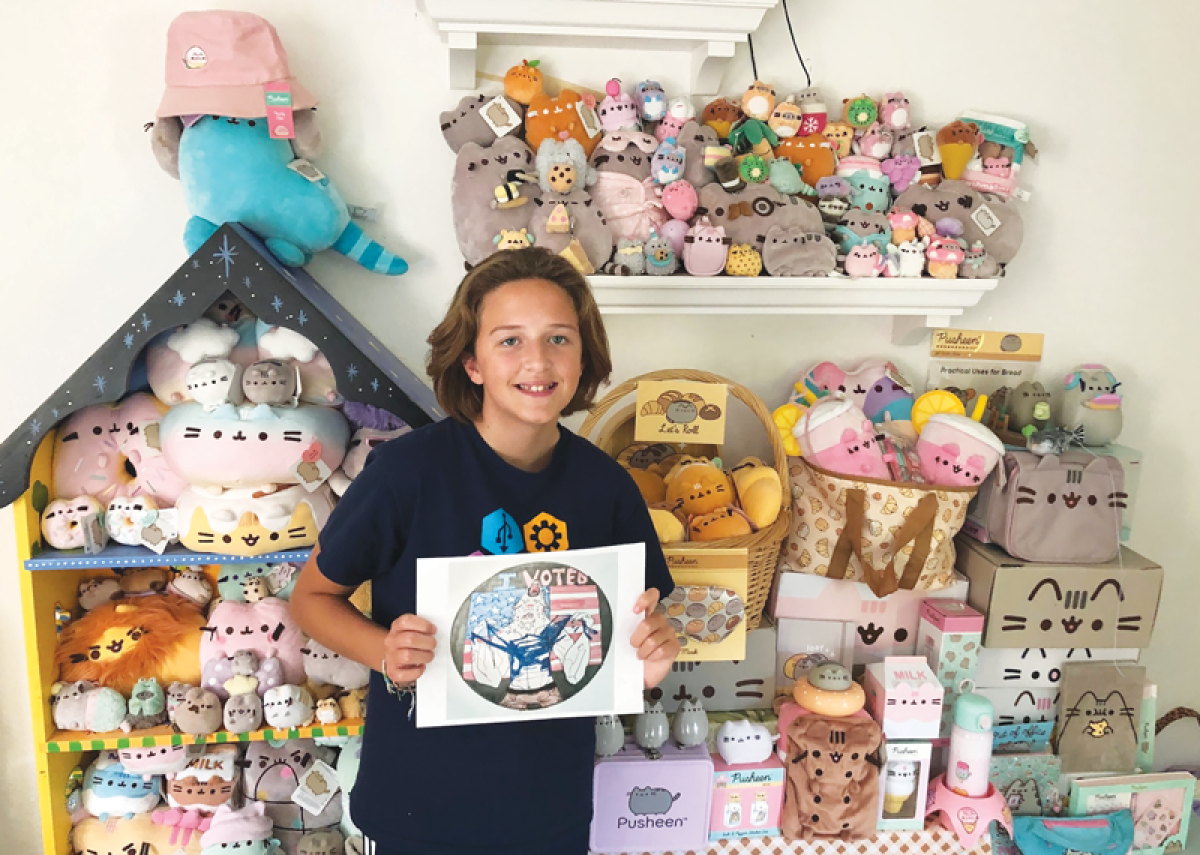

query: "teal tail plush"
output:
332 221 409 275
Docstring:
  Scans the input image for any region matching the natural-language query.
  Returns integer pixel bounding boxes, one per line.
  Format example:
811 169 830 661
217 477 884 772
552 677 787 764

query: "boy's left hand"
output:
630 588 680 689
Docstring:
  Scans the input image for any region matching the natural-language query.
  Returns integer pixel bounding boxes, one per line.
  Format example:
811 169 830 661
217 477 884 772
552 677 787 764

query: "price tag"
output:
265 81 295 140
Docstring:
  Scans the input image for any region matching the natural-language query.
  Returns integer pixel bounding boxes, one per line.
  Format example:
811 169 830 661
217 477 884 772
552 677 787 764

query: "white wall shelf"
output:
418 0 779 94
586 276 1001 345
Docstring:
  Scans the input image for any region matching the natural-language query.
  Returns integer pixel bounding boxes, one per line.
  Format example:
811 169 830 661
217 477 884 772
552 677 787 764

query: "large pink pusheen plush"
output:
916 414 1004 487
199 597 305 686
795 398 890 479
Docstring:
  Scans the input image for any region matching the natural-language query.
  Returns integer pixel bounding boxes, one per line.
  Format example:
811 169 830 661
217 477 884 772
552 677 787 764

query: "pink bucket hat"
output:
199 803 274 847
156 10 317 119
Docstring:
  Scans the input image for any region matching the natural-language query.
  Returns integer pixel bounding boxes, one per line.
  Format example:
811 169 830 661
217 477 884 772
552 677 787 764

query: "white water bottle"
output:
946 692 993 797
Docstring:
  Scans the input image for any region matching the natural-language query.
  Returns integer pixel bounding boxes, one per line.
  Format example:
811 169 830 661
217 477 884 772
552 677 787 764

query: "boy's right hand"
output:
382 614 437 686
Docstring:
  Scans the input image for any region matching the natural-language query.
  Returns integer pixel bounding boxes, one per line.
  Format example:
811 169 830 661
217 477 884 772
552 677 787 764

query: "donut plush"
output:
175 484 335 557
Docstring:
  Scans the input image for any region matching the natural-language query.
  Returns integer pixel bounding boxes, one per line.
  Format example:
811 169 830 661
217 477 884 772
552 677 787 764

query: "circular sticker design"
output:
451 561 612 711
183 46 208 70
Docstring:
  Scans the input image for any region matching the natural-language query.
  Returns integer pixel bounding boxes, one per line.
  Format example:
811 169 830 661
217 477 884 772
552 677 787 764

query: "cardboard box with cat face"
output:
956 537 1162 649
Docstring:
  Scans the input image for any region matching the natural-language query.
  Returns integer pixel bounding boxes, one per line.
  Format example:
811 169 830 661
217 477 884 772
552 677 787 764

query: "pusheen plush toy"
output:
166 682 194 724
781 715 882 840
880 92 912 132
651 137 685 185
186 357 245 412
635 81 668 122
41 495 104 549
855 123 894 160
201 649 285 700
241 359 301 407
79 577 122 611
600 238 646 276
676 121 719 188
530 189 614 269
795 398 890 479
525 89 600 158
597 79 640 132
643 231 678 276
665 463 734 517
895 179 1024 264
200 803 280 855
244 739 342 849
818 196 851 226
153 88 405 274
772 134 837 187
762 226 837 276
672 697 710 748
660 179 698 221
338 687 368 721
297 829 345 855
167 568 214 608
697 182 823 254
725 243 763 277
960 240 1001 279
174 687 223 736
690 507 753 541
216 563 298 603
1008 381 1053 433
936 120 982 180
1059 364 1124 446
116 567 169 597
717 719 774 765
655 98 694 143
833 209 891 255
845 169 892 213
52 680 127 733
83 753 161 820
882 155 922 193
887 209 921 244
682 217 730 276
302 638 370 691
729 457 783 529
863 375 915 426
588 132 665 242
176 483 335 556
201 597 306 685
504 59 544 105
160 402 349 491
844 245 886 277
104 495 164 547
768 96 804 139
493 228 534 250
659 218 690 257
254 321 341 407
823 121 855 159
917 414 1004 487
451 137 540 266
315 698 342 726
328 425 411 496
57 394 175 503
224 691 265 733
439 92 525 153
742 81 778 121
165 744 239 815
710 157 745 192
535 138 597 194
123 677 168 731
145 319 250 407
843 94 879 130
926 237 966 279
767 157 809 196
56 597 205 695
701 97 743 139
118 743 191 780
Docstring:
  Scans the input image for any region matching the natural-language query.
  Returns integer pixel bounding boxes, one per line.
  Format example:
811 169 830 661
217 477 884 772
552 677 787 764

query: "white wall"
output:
2 0 1198 847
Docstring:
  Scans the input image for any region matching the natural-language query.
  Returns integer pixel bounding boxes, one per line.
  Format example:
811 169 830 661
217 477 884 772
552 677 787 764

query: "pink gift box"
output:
865 656 945 740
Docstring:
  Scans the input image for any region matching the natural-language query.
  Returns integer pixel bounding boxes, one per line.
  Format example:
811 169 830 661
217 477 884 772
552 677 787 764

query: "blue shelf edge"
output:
24 543 311 571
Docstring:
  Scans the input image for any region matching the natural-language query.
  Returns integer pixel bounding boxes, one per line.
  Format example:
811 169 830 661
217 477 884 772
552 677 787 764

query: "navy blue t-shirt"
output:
316 417 674 854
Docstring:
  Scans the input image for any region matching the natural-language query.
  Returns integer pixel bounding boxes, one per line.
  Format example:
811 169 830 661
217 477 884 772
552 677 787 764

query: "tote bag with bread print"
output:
777 458 975 598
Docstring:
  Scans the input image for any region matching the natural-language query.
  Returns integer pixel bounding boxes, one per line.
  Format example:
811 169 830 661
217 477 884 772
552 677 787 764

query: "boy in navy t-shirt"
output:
292 249 678 855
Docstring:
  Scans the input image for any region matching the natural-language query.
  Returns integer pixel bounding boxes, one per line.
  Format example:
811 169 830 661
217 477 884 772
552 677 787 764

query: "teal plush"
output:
846 169 892 213
155 115 407 275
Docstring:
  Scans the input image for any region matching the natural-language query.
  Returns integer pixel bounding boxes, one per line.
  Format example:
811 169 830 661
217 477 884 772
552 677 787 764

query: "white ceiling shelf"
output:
418 0 779 94
586 275 1001 345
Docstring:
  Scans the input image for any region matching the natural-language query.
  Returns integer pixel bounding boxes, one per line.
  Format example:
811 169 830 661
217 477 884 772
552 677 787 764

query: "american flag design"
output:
549 584 603 671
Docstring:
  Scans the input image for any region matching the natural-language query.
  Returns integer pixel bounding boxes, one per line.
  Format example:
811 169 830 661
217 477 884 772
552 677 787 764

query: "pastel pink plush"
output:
795 398 891 479
119 394 189 507
659 218 690 257
881 155 921 193
199 598 306 686
589 172 669 243
654 98 693 142
916 414 1003 487
660 179 698 221
799 359 895 411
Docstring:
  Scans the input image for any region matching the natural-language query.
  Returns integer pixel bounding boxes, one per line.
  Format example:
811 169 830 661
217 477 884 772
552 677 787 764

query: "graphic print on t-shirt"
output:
452 561 610 710
480 508 523 555
524 512 570 552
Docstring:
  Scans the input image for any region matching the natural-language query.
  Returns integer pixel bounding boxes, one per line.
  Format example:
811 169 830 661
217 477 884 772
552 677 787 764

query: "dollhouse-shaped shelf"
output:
45 719 364 754
587 275 1001 345
23 544 312 572
419 0 779 95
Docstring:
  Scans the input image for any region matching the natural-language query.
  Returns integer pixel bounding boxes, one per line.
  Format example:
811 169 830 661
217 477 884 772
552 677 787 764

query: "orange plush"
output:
936 120 982 179
627 468 666 504
666 462 734 516
689 506 753 541
768 97 804 138
55 594 205 694
774 134 838 186
504 59 544 106
701 98 744 140
823 121 855 158
526 89 600 157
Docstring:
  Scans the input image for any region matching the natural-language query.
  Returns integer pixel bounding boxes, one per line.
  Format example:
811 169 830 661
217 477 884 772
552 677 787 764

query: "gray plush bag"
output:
984 451 1125 563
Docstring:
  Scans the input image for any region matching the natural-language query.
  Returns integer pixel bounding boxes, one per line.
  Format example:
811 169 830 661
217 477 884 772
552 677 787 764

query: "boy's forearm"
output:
293 589 388 672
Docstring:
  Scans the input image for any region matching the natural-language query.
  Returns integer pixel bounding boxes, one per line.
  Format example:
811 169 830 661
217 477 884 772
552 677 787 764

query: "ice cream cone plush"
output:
936 121 981 180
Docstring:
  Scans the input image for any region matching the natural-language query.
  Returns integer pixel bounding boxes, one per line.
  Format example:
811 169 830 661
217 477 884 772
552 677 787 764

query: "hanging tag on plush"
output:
292 442 332 491
291 758 340 814
265 81 295 139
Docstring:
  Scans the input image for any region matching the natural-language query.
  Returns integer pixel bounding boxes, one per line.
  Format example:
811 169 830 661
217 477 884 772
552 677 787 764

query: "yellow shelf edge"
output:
45 719 365 753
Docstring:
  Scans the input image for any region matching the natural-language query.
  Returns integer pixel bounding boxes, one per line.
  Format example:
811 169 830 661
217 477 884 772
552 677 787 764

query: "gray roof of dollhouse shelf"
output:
0 223 444 509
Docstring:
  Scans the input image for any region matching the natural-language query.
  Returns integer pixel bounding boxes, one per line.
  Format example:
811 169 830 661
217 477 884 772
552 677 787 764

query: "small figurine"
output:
1058 364 1124 446
634 699 670 759
635 80 667 123
792 661 867 716
643 230 679 276
844 244 886 278
741 80 777 121
716 719 773 765
597 78 641 133
651 137 685 185
843 94 879 130
595 714 625 758
671 696 709 748
926 237 966 279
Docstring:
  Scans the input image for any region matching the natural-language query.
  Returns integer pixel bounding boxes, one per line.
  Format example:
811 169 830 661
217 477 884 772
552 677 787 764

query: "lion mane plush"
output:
781 714 883 841
54 594 205 695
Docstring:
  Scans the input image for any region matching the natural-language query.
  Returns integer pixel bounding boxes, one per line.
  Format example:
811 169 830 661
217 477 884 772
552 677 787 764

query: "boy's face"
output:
464 278 583 432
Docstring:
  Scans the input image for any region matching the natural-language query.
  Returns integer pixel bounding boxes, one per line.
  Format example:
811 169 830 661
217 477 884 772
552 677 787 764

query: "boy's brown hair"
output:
426 248 612 422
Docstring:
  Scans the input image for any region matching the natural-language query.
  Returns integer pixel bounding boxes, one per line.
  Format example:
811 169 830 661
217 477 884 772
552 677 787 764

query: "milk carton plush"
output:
864 656 944 739
794 397 890 479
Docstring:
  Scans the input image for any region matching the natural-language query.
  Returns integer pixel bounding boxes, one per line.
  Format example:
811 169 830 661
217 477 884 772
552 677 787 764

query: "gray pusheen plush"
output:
301 638 370 691
224 691 265 734
697 183 824 254
440 93 525 153
762 226 838 276
959 242 1001 279
451 138 541 266
298 828 346 855
894 179 1024 264
589 132 657 180
174 687 223 737
676 121 719 188
529 190 614 270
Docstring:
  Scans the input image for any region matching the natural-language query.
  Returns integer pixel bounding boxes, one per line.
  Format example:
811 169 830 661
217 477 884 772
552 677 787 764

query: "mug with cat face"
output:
795 398 891 480
917 414 1004 488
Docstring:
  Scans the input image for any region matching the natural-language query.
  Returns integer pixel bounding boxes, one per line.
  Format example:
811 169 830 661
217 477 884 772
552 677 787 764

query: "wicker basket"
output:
579 369 790 630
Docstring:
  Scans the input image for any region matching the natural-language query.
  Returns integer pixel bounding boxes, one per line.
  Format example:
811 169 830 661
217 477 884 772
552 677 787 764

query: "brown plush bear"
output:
781 714 882 841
